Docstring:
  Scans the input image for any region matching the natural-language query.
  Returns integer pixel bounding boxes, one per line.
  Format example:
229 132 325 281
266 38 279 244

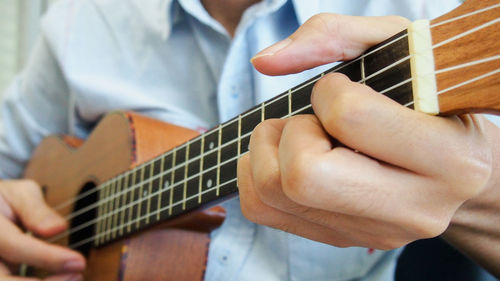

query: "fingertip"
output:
33 213 68 237
311 72 351 105
250 55 291 76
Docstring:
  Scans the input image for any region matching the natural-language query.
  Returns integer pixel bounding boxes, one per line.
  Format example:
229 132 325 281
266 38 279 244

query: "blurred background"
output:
0 0 58 96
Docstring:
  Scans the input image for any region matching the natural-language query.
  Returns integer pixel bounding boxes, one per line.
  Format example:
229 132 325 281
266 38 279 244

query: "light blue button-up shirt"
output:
1 0 482 280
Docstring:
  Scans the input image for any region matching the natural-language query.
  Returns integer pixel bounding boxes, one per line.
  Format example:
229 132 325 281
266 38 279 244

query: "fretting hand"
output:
238 14 497 251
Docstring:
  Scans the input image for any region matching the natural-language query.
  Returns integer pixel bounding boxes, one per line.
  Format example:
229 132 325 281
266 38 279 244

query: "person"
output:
0 0 499 280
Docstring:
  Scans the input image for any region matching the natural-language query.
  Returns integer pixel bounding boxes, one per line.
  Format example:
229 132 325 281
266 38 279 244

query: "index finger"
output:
311 73 491 180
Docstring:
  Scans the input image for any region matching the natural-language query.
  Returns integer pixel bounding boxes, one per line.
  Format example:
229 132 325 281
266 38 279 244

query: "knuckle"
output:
386 15 411 28
253 174 280 206
305 13 340 34
281 151 316 205
252 165 281 203
240 196 265 224
250 119 282 142
409 214 450 239
313 74 369 136
19 179 42 196
441 143 492 200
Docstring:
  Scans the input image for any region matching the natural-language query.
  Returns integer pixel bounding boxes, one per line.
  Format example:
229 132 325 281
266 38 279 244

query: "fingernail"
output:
63 259 85 272
251 38 292 62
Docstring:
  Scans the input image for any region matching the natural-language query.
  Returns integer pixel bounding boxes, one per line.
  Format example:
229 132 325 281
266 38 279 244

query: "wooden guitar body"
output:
24 112 225 281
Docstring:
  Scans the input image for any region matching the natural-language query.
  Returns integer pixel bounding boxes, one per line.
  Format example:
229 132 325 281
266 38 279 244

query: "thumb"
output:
251 14 409 76
0 180 67 237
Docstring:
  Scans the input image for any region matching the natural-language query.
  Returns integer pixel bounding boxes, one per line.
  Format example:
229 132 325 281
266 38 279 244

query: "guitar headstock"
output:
427 0 500 115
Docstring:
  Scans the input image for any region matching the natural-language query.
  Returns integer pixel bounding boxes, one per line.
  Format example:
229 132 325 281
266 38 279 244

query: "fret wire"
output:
361 56 366 84
169 148 176 215
112 178 122 239
100 182 109 244
101 184 108 243
135 167 144 228
198 135 205 204
237 115 242 157
102 180 112 242
95 185 104 246
287 89 292 116
127 171 136 233
157 155 165 221
146 161 154 223
216 125 222 196
182 143 190 210
119 174 128 235
107 179 116 241
99 184 105 244
261 102 265 121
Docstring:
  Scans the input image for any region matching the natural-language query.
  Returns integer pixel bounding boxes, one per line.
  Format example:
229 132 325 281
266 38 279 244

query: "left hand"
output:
237 14 494 250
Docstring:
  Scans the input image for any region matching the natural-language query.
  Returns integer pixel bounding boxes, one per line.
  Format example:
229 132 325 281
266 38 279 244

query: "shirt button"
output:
218 250 231 265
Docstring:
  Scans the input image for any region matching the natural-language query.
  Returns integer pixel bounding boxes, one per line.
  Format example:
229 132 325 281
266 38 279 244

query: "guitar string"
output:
40 5 500 245
47 3 500 213
67 63 500 250
53 11 500 222
430 3 500 28
50 60 500 249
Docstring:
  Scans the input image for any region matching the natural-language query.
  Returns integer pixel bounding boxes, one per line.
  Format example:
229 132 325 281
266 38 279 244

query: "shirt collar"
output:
159 0 315 40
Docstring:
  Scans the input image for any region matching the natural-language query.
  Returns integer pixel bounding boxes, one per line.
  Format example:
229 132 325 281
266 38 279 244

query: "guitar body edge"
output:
23 111 225 281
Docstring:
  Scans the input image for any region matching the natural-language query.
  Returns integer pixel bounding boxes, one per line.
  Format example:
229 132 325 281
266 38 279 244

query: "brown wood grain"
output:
431 0 500 115
24 112 225 281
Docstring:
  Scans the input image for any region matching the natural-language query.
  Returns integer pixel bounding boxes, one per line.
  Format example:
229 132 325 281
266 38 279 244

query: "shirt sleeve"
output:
0 35 72 179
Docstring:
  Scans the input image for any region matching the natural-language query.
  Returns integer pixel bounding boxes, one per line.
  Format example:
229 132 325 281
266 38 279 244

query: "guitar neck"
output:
91 30 415 247
93 1 500 247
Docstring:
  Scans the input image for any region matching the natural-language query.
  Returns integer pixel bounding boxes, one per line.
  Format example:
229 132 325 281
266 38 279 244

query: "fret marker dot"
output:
209 142 215 150
143 190 148 197
164 181 170 189
207 179 213 188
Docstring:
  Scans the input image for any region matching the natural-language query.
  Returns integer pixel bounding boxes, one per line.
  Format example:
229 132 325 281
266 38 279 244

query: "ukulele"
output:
22 0 500 279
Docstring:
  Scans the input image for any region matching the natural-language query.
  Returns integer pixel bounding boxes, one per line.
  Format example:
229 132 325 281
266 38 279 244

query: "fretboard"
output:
91 29 413 247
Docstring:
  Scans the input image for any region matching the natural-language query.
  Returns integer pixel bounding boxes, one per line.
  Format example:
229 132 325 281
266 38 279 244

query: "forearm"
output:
443 116 500 277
